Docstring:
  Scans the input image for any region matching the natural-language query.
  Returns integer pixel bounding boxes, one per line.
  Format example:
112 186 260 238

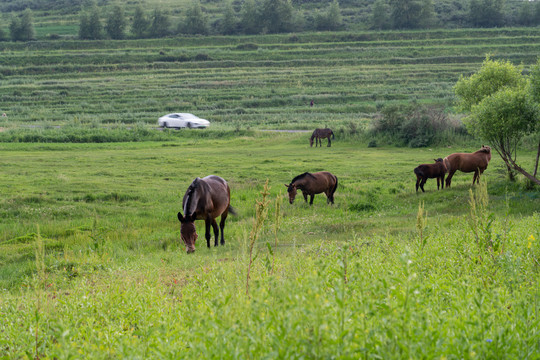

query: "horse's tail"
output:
228 205 237 216
331 175 338 195
331 130 335 139
443 156 451 174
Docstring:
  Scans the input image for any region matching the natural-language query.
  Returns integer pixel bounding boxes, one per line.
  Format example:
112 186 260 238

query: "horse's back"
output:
202 175 231 215
312 171 337 189
448 152 489 172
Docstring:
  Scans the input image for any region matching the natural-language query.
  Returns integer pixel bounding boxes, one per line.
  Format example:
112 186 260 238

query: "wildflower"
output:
528 234 535 249
486 339 493 343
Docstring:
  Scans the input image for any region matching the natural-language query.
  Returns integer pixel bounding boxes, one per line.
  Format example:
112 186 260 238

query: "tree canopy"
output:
455 57 540 184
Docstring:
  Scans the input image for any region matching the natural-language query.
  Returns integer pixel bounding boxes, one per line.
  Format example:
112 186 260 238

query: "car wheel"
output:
187 122 192 129
162 122 168 129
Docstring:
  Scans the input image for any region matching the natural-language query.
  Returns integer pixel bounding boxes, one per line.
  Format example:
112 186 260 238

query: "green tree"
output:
88 6 103 39
315 0 343 31
259 0 295 33
418 0 436 28
469 0 504 27
79 6 103 40
179 0 208 35
10 9 35 41
220 1 238 35
390 0 421 29
454 57 540 184
240 0 260 34
148 8 170 38
371 0 391 30
78 12 90 39
389 0 433 29
105 5 126 39
131 6 149 38
0 27 7 41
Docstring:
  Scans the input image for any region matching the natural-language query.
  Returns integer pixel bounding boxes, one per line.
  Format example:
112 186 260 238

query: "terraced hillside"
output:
0 28 539 130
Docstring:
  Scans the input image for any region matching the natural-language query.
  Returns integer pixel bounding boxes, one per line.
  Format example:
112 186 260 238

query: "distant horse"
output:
285 171 338 205
444 145 492 187
310 128 335 147
414 158 447 192
177 175 235 253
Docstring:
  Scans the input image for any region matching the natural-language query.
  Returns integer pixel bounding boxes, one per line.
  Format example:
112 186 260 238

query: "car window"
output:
170 114 179 118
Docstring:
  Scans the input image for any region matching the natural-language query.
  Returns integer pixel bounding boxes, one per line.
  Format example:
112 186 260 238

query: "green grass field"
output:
0 134 539 358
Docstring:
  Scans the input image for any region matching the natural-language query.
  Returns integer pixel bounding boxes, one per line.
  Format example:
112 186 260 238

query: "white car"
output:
158 113 210 129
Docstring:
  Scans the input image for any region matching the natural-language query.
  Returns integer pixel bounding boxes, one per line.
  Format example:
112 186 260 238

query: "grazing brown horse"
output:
177 175 234 253
444 145 492 187
310 128 335 147
414 158 447 192
285 171 338 205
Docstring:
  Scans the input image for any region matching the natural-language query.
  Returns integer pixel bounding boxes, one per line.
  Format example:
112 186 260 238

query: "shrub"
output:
371 103 466 147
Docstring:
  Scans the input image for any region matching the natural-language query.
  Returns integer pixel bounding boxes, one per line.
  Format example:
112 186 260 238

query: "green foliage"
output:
220 1 238 35
179 0 209 35
105 5 126 40
148 8 171 38
455 56 540 184
454 57 527 112
531 58 540 103
131 5 149 38
389 0 434 29
371 0 391 30
315 0 343 31
469 0 504 28
372 104 464 147
467 87 538 145
9 9 35 41
240 0 260 34
78 6 103 40
259 0 296 34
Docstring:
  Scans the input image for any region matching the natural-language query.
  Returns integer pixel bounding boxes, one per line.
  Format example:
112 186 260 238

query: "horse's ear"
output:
177 212 184 223
284 184 289 188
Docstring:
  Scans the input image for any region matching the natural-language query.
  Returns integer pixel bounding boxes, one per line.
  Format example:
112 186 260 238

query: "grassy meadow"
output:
0 28 539 358
1 134 539 358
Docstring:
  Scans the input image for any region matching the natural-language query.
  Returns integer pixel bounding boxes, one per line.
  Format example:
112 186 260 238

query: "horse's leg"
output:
302 191 308 203
437 177 440 190
441 174 445 189
210 219 219 247
446 171 455 188
327 136 331 147
472 170 479 185
420 178 426 192
309 194 314 205
415 176 421 192
219 211 228 246
205 219 212 248
318 138 321 147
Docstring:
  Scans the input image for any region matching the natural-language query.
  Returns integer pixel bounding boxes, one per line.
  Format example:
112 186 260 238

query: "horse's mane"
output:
290 172 316 184
475 146 491 154
184 178 201 217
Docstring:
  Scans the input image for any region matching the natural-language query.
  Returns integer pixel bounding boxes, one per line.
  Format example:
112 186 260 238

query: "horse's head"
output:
481 145 491 153
177 212 198 253
309 137 314 147
284 183 297 204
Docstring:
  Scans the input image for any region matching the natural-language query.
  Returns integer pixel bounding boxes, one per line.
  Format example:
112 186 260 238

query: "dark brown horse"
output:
310 128 335 147
414 158 447 192
444 145 492 187
285 171 338 205
177 175 234 253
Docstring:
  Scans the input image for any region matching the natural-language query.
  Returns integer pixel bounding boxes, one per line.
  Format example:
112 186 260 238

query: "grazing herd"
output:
414 145 492 192
176 130 492 253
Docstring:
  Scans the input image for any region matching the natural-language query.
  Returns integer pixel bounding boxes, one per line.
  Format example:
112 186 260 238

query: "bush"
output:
370 103 466 147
